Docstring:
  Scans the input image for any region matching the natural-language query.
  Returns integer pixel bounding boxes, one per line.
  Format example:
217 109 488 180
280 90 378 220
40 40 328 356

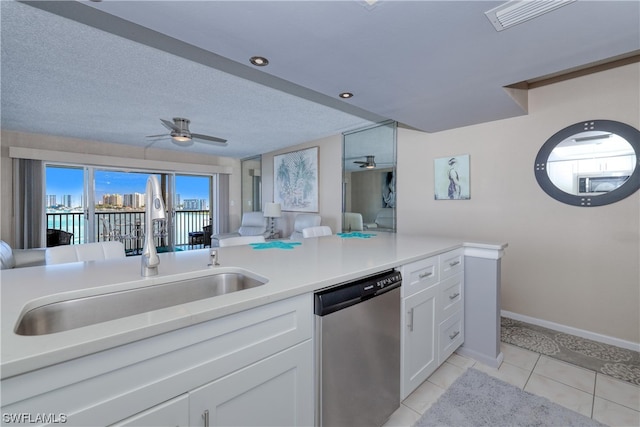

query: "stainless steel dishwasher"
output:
314 269 402 427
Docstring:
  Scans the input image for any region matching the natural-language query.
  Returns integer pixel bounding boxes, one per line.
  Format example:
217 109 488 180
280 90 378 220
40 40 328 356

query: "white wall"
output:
397 63 640 344
261 134 342 238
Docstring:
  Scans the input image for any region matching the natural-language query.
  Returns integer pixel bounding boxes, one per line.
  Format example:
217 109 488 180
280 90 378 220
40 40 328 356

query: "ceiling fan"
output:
146 118 228 147
353 155 377 169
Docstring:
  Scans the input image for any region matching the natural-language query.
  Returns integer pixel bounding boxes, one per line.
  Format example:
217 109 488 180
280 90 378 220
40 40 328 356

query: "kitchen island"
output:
1 233 505 426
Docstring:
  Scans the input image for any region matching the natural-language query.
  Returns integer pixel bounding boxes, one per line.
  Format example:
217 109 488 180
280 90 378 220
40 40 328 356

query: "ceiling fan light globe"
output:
171 134 193 146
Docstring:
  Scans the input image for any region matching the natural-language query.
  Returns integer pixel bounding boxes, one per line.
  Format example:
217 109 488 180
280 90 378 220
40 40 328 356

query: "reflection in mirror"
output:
547 131 635 195
241 156 261 213
535 120 640 207
343 121 397 232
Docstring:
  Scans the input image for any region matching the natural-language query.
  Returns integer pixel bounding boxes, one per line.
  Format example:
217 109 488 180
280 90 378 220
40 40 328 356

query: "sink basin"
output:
15 271 267 336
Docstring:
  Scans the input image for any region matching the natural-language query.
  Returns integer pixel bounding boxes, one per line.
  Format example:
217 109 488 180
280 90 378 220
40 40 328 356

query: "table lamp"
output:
264 202 281 239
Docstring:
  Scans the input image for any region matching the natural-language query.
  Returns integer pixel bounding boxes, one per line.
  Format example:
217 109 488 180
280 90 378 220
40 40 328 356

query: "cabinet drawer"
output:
438 273 463 320
438 312 464 364
401 256 439 297
440 249 464 279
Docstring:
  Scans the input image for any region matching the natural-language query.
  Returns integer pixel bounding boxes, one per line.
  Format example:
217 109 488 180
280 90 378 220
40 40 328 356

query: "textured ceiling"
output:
1 0 639 159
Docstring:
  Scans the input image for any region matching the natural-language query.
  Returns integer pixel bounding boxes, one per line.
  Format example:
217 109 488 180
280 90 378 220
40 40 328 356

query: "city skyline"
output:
46 166 210 208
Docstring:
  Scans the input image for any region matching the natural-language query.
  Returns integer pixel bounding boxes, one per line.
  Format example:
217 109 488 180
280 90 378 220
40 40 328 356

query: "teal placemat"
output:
336 232 377 239
250 241 302 250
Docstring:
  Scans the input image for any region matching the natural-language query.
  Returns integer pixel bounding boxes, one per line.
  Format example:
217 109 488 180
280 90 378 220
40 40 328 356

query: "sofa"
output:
1 240 126 269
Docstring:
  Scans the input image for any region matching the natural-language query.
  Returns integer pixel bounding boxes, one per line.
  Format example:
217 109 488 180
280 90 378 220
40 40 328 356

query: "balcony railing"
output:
46 210 211 254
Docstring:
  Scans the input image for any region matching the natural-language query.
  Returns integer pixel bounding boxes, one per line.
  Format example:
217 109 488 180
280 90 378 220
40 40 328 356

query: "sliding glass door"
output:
45 163 217 254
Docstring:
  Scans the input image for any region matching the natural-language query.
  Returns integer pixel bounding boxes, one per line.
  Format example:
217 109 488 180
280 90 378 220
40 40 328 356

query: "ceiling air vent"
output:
485 0 576 32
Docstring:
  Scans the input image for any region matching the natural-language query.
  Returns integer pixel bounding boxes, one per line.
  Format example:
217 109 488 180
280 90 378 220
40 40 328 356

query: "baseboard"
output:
457 346 504 369
501 310 640 352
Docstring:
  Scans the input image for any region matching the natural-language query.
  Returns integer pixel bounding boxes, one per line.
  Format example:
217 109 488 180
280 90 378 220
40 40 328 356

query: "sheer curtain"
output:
13 158 44 248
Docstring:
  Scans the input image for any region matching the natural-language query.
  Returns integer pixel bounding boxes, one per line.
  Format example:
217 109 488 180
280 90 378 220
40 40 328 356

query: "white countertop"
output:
1 233 503 379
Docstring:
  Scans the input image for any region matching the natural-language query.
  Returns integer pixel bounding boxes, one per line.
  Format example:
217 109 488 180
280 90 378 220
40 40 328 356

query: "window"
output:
45 165 85 245
45 164 219 253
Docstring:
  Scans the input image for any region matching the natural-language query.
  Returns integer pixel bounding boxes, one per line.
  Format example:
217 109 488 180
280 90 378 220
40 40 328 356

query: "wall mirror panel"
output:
343 121 397 232
535 120 639 206
241 156 262 214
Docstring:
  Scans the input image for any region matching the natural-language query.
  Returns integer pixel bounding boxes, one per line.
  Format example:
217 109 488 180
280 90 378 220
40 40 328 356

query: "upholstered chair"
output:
218 235 266 247
289 214 322 240
343 212 364 232
212 211 268 247
302 226 333 238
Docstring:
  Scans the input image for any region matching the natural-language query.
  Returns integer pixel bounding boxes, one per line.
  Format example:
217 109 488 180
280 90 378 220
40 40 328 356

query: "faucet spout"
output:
141 175 166 277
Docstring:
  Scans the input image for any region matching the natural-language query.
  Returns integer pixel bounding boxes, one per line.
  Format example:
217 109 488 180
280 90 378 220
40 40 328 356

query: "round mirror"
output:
535 120 640 206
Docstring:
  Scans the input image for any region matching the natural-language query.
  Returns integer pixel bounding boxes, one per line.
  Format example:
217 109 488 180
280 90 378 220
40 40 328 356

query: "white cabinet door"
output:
109 395 189 427
401 285 438 399
189 340 313 427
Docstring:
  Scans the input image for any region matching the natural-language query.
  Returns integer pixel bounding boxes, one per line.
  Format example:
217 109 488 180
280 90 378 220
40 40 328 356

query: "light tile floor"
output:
384 343 640 427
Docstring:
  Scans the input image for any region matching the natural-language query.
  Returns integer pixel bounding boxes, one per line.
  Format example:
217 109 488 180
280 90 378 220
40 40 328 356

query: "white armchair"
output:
212 211 268 247
343 212 364 232
289 214 321 240
218 236 266 247
46 241 126 265
1 240 125 269
302 226 333 238
365 208 395 231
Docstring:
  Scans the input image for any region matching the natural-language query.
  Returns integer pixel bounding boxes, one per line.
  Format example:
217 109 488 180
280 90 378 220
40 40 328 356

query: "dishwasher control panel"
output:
314 269 402 316
363 270 403 297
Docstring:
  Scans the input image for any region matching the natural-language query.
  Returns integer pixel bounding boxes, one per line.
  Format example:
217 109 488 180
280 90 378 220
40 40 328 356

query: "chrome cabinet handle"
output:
449 292 460 300
449 330 460 340
407 308 414 332
449 260 460 267
203 410 209 427
418 271 433 279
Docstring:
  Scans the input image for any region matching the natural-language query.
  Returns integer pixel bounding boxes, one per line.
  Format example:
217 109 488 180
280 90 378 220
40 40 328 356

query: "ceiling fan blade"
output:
160 118 179 132
191 133 228 146
146 133 169 139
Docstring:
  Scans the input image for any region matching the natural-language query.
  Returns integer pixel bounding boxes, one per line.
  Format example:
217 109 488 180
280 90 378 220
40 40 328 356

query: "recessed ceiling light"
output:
339 92 354 99
250 56 269 66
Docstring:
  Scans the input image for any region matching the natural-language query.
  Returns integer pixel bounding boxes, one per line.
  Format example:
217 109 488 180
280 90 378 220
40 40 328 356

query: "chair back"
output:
203 225 212 248
343 212 364 232
46 229 74 247
290 214 322 240
218 235 266 247
46 241 126 265
374 208 395 229
302 226 333 238
238 211 267 236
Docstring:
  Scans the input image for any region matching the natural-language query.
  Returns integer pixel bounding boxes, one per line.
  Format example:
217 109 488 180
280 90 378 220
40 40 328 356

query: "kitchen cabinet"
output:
2 294 313 427
400 249 464 399
189 341 313 427
110 395 189 427
401 282 438 399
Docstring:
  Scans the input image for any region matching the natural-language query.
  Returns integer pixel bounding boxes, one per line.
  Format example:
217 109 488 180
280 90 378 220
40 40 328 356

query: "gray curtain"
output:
215 174 230 234
13 158 44 248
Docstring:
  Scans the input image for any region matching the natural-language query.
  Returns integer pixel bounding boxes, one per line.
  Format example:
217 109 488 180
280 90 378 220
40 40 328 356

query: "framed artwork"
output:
274 146 319 212
434 154 470 200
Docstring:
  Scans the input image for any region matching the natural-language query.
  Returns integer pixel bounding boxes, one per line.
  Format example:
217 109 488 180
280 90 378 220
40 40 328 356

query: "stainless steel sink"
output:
15 271 267 336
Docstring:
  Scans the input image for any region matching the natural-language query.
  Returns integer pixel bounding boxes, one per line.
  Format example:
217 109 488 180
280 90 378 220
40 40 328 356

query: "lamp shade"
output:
264 202 281 218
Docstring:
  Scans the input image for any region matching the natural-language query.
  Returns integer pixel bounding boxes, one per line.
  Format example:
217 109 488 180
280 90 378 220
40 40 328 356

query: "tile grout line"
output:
522 353 541 391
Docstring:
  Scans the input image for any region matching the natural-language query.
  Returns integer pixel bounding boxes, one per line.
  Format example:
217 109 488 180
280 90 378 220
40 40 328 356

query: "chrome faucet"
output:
141 175 166 277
